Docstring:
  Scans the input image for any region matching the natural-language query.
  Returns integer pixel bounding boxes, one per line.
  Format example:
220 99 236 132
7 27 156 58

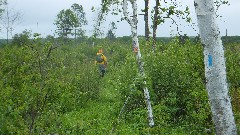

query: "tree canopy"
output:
54 3 87 38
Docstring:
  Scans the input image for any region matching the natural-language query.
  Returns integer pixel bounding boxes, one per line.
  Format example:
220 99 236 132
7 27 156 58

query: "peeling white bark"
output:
194 0 237 134
123 0 154 127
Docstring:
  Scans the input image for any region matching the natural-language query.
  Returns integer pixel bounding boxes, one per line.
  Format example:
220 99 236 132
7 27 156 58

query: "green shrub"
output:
144 39 213 132
0 40 101 134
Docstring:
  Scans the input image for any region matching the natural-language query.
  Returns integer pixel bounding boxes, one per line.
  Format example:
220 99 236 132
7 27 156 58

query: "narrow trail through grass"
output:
61 72 124 134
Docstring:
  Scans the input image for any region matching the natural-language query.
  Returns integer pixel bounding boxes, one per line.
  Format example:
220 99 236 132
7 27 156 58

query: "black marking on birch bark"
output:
194 1 198 8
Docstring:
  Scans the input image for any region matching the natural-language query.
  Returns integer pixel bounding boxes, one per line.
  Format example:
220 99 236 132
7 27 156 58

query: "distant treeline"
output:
156 36 240 44
103 35 240 44
221 36 240 44
1 35 240 47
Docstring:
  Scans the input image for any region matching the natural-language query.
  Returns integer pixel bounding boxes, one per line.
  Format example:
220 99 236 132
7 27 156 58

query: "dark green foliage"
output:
11 30 31 46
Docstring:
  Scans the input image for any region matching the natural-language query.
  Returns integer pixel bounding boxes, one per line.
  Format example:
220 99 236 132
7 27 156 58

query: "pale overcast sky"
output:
0 0 239 38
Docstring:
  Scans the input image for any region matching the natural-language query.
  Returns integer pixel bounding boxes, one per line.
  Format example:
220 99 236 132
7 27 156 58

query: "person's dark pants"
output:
98 64 106 77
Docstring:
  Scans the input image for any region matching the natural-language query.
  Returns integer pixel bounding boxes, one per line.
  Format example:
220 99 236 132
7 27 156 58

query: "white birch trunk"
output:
194 0 237 134
123 0 154 127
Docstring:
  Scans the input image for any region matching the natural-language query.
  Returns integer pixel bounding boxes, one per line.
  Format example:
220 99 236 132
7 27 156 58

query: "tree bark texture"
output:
144 0 150 41
152 0 159 52
123 0 154 127
194 0 237 134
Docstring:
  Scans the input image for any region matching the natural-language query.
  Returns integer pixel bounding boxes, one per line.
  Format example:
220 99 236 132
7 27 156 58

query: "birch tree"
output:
194 0 237 134
123 0 154 127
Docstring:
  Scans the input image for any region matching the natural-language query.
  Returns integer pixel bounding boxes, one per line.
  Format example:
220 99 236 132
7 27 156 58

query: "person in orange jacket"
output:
95 48 107 77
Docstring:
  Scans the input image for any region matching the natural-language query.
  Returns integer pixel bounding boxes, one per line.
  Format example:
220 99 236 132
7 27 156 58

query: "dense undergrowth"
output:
0 36 240 134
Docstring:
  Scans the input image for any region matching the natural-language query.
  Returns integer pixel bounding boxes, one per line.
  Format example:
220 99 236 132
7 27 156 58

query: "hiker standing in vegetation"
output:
95 48 107 78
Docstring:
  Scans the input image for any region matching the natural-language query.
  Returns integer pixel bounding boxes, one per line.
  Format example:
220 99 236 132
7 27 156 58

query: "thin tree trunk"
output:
152 0 159 52
6 8 9 44
144 0 150 41
194 0 237 134
123 0 154 127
